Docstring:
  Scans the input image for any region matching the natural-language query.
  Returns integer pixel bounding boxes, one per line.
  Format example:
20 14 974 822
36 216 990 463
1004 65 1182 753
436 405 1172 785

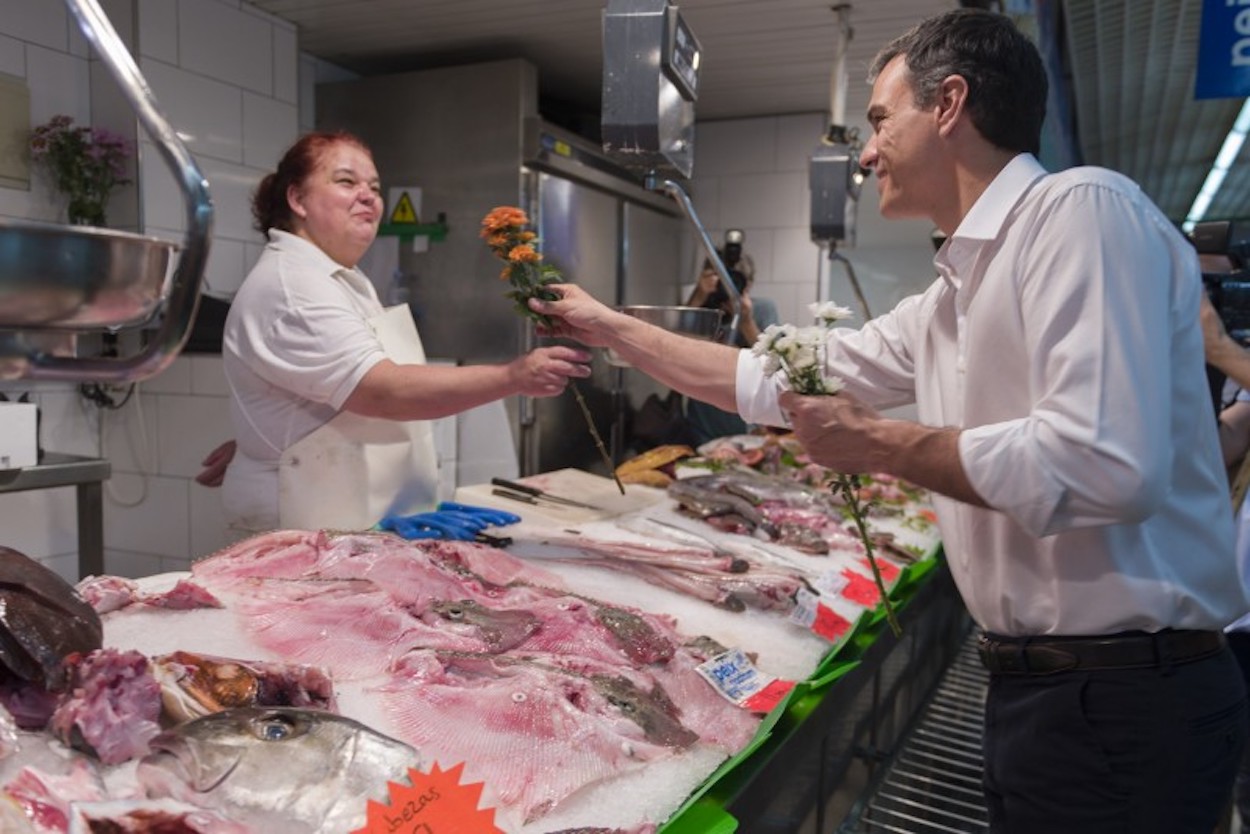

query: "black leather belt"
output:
977 629 1226 675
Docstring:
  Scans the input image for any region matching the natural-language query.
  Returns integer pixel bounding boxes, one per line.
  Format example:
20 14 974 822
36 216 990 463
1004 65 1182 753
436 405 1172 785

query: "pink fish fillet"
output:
375 650 696 824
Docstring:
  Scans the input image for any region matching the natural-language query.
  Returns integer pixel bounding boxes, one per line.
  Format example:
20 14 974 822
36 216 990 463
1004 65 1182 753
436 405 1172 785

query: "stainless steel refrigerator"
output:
317 58 684 476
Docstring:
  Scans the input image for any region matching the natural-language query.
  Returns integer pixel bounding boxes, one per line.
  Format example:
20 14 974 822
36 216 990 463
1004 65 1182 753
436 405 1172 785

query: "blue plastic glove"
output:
436 502 522 527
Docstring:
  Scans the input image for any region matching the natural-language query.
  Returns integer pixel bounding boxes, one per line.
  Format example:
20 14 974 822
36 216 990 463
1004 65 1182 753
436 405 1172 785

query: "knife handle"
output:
491 477 541 497
492 488 539 505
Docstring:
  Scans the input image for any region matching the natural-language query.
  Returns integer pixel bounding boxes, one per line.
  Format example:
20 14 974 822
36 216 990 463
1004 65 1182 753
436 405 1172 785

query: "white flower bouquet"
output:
752 302 902 636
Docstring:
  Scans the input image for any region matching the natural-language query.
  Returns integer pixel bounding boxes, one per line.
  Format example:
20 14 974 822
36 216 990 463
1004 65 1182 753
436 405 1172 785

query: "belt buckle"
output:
978 635 1030 674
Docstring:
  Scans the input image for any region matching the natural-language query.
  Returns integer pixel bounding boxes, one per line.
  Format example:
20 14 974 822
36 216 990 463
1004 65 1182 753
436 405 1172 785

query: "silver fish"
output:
137 706 420 833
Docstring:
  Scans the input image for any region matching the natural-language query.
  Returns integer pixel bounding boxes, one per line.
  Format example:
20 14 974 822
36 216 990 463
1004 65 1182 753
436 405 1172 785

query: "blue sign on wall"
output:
1196 0 1250 99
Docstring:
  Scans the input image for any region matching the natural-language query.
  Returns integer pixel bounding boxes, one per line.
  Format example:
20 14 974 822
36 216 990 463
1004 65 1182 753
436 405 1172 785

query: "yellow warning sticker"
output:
390 191 418 225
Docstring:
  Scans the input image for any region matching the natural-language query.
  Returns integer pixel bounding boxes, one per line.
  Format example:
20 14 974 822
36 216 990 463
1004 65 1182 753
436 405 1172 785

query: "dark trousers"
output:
983 646 1247 833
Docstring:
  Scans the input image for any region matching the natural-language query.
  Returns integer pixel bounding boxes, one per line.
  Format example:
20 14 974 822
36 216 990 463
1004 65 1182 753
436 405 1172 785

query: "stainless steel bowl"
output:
607 305 724 367
0 218 178 330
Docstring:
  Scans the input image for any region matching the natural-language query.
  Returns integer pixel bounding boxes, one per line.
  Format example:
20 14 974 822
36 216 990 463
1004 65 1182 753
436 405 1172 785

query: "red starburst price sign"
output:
356 762 503 834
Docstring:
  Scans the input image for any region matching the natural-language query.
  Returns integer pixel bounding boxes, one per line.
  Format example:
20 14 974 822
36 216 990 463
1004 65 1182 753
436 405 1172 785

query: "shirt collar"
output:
934 153 1047 287
953 153 1047 242
267 228 371 287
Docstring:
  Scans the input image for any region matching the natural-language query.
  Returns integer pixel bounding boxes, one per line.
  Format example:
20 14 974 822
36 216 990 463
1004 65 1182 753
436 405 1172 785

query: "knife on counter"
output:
490 477 602 510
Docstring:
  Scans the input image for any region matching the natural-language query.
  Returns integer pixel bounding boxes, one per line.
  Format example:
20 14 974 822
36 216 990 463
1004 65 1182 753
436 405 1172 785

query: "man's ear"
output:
935 74 970 137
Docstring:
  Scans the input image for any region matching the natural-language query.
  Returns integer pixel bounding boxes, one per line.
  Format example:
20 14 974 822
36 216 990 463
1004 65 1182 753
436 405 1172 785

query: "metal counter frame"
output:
0 452 110 578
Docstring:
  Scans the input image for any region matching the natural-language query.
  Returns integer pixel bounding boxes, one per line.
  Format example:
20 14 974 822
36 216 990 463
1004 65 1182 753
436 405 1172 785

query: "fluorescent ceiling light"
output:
1183 97 1250 233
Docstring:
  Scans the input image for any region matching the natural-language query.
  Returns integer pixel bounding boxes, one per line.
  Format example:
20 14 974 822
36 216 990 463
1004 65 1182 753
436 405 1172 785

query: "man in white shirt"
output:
534 8 1248 832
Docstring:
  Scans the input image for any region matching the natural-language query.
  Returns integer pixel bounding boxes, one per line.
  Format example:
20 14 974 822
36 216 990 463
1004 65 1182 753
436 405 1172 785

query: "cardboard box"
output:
0 402 37 469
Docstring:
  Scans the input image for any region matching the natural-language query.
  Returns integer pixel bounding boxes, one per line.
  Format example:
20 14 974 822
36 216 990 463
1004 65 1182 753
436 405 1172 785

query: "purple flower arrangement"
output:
29 115 132 226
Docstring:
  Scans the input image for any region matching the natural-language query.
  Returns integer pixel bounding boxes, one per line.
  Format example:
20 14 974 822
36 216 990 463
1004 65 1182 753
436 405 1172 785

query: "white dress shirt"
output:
738 154 1249 636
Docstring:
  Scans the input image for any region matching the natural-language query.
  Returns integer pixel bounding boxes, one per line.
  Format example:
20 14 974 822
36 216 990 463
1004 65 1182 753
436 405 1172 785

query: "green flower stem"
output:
570 380 625 494
836 475 902 637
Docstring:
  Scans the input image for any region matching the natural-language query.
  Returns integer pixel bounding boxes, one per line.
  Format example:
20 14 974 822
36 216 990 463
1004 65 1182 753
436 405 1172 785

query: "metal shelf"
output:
843 633 990 834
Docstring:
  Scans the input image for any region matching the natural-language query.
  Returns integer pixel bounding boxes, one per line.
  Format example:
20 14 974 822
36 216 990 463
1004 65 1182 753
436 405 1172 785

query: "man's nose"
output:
859 137 877 170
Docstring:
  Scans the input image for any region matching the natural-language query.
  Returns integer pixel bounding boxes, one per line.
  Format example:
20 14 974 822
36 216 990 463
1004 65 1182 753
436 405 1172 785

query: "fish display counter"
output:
0 433 960 833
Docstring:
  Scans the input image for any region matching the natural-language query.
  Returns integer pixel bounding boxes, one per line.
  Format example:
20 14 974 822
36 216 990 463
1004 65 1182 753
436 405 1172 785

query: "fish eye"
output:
608 695 636 713
252 713 300 742
440 599 476 620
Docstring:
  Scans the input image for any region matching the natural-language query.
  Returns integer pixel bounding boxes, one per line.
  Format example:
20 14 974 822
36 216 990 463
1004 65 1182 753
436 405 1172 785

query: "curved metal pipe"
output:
645 174 741 344
20 0 213 382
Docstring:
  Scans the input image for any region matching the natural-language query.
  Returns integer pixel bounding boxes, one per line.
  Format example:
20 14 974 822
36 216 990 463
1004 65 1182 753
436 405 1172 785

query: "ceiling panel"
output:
1063 0 1243 221
249 0 1247 224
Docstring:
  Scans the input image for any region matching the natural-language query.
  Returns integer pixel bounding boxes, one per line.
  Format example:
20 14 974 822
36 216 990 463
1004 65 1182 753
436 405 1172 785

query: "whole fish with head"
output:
137 706 421 834
378 650 700 824
665 479 778 538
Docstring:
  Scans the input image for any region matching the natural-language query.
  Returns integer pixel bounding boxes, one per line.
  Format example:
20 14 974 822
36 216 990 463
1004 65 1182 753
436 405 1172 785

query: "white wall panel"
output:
194 156 262 241
140 58 243 164
24 44 89 126
178 0 272 95
0 32 25 76
241 90 296 169
137 0 178 63
100 391 161 475
0 488 77 563
103 471 188 558
695 118 778 178
271 21 296 103
775 113 828 174
719 171 808 230
188 483 239 561
189 355 229 396
157 394 231 478
0 0 69 52
34 391 100 458
141 355 192 395
201 236 248 298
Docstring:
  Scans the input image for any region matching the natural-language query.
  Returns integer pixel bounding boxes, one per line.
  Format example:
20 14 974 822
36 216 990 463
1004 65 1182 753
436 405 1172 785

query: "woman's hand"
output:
195 440 236 487
509 344 593 397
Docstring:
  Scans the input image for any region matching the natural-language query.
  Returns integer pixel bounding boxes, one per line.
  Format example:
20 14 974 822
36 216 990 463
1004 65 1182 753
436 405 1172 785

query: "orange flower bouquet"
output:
480 206 563 326
480 206 623 493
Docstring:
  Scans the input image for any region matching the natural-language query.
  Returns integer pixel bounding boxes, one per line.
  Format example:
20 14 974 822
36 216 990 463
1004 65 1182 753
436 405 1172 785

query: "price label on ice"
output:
813 570 850 596
697 648 794 713
790 588 854 643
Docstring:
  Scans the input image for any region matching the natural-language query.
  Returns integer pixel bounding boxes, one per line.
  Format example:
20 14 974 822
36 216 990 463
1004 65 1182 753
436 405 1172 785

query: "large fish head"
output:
594 606 674 665
0 547 102 689
139 707 420 827
429 599 540 652
592 675 698 750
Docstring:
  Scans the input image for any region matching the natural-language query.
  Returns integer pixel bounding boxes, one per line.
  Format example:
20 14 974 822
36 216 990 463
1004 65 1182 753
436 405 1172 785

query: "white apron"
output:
277 305 438 530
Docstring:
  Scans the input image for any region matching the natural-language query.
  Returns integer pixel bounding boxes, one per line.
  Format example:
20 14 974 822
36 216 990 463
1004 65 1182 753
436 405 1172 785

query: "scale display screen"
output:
663 9 700 101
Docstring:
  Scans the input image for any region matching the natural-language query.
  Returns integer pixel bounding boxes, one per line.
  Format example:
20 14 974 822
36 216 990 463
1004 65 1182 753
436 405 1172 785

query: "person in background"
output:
214 131 590 533
533 8 1248 832
682 246 780 444
1201 269 1250 833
